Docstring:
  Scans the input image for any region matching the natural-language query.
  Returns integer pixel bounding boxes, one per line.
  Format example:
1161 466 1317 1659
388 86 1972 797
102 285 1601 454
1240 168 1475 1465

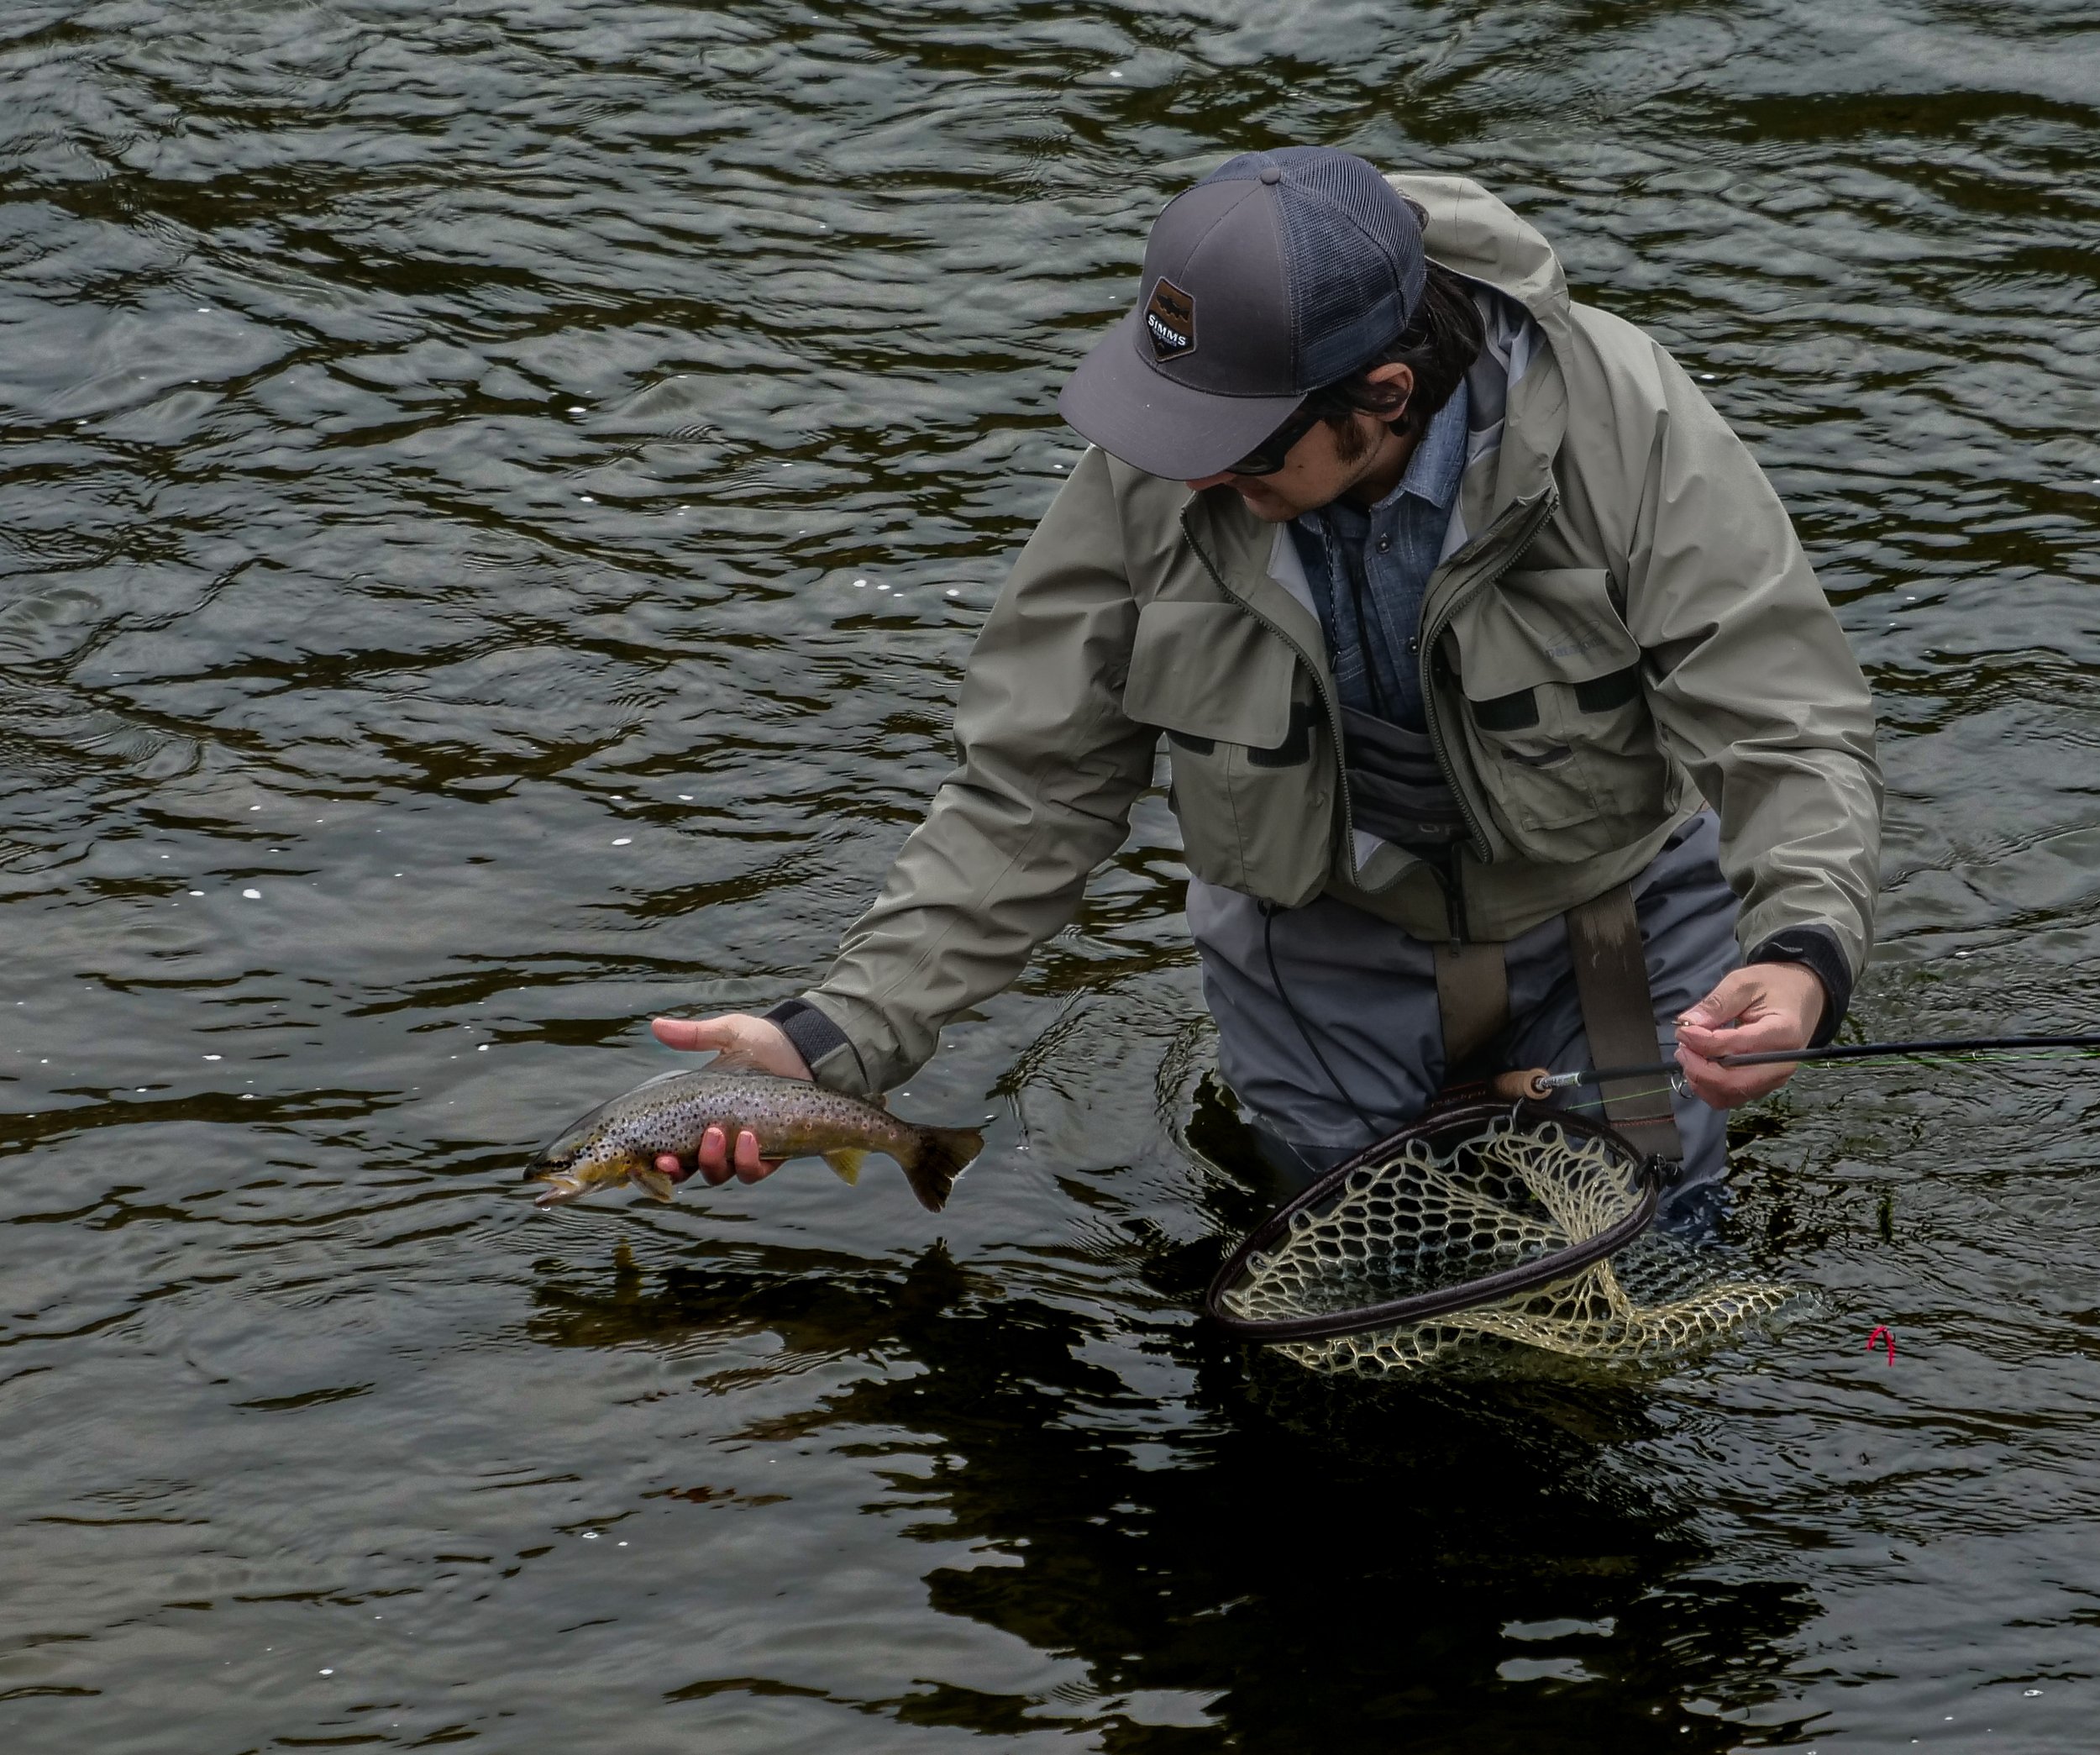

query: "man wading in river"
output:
654 148 1882 1218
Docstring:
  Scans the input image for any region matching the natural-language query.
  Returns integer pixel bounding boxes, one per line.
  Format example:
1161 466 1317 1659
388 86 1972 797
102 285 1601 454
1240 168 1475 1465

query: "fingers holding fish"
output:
655 1127 782 1186
527 1068 979 1212
649 1013 812 1080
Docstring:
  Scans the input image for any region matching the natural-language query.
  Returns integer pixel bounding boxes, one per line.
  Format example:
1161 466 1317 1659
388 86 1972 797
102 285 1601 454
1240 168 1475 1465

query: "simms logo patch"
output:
1144 277 1196 363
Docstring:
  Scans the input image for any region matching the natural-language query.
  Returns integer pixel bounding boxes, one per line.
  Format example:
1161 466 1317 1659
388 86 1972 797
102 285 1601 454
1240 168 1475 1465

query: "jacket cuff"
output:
1746 925 1852 1047
764 997 857 1077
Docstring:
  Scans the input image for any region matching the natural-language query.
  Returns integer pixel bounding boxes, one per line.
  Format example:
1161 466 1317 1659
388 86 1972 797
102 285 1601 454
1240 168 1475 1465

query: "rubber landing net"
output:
1206 1102 1793 1378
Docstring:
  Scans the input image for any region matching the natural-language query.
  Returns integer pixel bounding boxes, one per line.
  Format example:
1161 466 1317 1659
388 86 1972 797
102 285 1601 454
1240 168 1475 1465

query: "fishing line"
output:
1556 1080 1683 1116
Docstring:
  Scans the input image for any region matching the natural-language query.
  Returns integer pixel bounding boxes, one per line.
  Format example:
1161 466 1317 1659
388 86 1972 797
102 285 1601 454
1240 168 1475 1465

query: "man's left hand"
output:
1674 963 1828 1109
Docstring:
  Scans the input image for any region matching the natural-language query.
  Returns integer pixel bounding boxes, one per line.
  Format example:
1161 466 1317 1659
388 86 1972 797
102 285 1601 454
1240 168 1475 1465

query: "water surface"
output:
4 2 2100 1749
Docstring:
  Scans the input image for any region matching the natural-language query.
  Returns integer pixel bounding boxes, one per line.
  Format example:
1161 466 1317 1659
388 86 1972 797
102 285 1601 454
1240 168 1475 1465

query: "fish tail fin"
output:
630 1167 678 1202
822 1147 865 1186
899 1125 982 1214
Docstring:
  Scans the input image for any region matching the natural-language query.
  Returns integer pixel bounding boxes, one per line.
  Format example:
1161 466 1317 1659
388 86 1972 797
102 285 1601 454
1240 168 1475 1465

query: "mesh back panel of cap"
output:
1204 147 1426 389
1215 1111 1795 1379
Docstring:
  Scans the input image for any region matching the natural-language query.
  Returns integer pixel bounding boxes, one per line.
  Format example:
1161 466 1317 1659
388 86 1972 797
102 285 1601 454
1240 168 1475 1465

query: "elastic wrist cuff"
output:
1746 926 1853 1047
764 997 854 1076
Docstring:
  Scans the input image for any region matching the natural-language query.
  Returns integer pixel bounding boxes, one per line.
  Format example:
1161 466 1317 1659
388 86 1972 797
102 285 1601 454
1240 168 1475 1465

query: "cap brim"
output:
1058 309 1305 481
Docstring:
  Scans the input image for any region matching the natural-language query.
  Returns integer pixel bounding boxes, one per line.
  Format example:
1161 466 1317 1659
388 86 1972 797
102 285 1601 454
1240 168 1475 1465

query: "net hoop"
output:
1205 1101 1671 1343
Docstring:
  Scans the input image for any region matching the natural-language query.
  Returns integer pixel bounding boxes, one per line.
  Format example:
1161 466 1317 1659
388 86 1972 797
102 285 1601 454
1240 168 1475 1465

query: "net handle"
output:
1203 1102 1670 1343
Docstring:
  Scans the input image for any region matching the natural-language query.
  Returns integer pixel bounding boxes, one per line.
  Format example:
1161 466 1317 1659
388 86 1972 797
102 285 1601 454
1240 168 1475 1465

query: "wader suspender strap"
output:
1566 882 1684 1164
1434 941 1509 1075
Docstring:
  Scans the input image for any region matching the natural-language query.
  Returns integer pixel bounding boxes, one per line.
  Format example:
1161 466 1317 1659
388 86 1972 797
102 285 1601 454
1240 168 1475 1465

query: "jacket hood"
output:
1389 172 1574 344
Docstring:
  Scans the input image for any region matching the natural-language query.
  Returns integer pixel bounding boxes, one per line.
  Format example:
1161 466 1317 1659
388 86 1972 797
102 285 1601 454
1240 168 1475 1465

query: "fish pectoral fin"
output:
630 1168 679 1201
821 1147 865 1186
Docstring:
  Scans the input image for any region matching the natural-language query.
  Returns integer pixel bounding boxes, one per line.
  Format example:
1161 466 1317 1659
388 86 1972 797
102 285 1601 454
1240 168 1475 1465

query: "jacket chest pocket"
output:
1452 568 1670 848
1124 601 1297 749
1122 599 1331 901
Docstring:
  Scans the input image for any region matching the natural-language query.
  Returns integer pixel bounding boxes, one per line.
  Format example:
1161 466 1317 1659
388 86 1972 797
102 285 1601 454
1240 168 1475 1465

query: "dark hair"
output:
1304 259 1485 462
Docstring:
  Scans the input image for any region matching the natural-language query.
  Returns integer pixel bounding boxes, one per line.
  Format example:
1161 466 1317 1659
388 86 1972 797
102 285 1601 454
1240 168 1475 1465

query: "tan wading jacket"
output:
789 175 1882 1099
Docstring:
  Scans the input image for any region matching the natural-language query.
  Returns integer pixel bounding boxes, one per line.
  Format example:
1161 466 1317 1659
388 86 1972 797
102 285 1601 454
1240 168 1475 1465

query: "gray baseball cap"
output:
1058 147 1430 481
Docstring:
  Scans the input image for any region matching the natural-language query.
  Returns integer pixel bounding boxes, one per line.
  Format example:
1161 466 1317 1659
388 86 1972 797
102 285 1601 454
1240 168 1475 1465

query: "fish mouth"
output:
532 1175 587 1208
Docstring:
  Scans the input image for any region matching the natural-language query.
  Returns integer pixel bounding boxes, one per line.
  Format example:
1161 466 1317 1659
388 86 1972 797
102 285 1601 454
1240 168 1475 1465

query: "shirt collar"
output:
1394 378 1471 512
1301 379 1472 532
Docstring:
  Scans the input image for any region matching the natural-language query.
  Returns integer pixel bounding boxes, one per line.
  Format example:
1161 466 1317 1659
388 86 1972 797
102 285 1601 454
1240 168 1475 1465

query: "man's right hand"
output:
648 1013 811 1184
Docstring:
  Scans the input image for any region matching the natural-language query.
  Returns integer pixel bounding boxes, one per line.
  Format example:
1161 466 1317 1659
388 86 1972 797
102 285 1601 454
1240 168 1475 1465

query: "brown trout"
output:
525 1068 980 1212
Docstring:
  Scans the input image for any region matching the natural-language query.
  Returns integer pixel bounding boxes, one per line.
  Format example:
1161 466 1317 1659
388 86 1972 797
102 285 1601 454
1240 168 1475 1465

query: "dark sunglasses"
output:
1226 401 1323 476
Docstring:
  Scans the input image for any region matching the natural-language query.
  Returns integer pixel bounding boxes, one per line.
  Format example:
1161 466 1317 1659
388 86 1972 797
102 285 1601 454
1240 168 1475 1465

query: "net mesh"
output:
1216 1110 1794 1379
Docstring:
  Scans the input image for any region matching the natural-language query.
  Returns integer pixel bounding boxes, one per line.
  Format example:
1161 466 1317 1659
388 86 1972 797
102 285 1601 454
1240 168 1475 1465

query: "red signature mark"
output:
1866 1326 1895 1365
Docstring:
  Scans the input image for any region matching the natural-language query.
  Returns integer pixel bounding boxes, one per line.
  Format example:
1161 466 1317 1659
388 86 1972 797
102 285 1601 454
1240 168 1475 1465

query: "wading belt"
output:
1566 882 1684 1164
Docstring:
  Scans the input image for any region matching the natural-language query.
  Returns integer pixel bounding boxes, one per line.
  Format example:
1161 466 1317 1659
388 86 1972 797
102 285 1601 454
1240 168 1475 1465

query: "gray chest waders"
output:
1337 706 1683 1167
1336 704 1513 1083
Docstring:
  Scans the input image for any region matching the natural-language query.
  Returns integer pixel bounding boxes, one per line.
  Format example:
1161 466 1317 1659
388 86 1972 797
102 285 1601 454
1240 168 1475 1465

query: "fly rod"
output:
1488 1033 2100 1101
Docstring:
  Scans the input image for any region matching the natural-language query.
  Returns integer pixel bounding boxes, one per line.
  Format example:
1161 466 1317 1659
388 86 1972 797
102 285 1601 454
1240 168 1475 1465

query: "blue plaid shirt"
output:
1289 381 1470 733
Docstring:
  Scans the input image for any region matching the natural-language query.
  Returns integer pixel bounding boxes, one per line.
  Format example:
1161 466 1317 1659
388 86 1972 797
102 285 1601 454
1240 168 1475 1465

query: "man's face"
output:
1183 363 1414 521
1183 415 1380 521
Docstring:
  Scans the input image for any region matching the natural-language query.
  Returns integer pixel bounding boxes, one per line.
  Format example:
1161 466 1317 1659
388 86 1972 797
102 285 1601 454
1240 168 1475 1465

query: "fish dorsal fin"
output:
822 1147 865 1186
869 1092 890 1112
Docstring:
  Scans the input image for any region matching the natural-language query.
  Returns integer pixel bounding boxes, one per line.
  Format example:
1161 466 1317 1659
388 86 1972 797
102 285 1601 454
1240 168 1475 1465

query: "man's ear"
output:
1361 360 1415 420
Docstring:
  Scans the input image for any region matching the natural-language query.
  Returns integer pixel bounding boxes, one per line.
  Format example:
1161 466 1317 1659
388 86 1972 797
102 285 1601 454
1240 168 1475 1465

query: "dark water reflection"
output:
5 1 2100 1749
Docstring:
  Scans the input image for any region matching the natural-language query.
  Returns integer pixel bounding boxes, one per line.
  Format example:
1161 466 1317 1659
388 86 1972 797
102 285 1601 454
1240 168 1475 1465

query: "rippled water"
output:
5 2 2100 1748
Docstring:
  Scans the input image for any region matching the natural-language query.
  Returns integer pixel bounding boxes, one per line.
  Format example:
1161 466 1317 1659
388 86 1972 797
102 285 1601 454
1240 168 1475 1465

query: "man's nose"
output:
1184 470 1235 491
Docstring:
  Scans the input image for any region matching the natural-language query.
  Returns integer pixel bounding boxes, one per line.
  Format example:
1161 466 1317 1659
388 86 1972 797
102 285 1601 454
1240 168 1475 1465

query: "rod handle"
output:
1490 1068 1557 1102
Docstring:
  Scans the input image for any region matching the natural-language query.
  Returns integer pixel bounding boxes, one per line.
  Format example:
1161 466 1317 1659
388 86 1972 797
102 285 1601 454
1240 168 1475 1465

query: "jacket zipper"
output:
1418 487 1562 873
1179 491 1558 924
1178 507 1359 857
